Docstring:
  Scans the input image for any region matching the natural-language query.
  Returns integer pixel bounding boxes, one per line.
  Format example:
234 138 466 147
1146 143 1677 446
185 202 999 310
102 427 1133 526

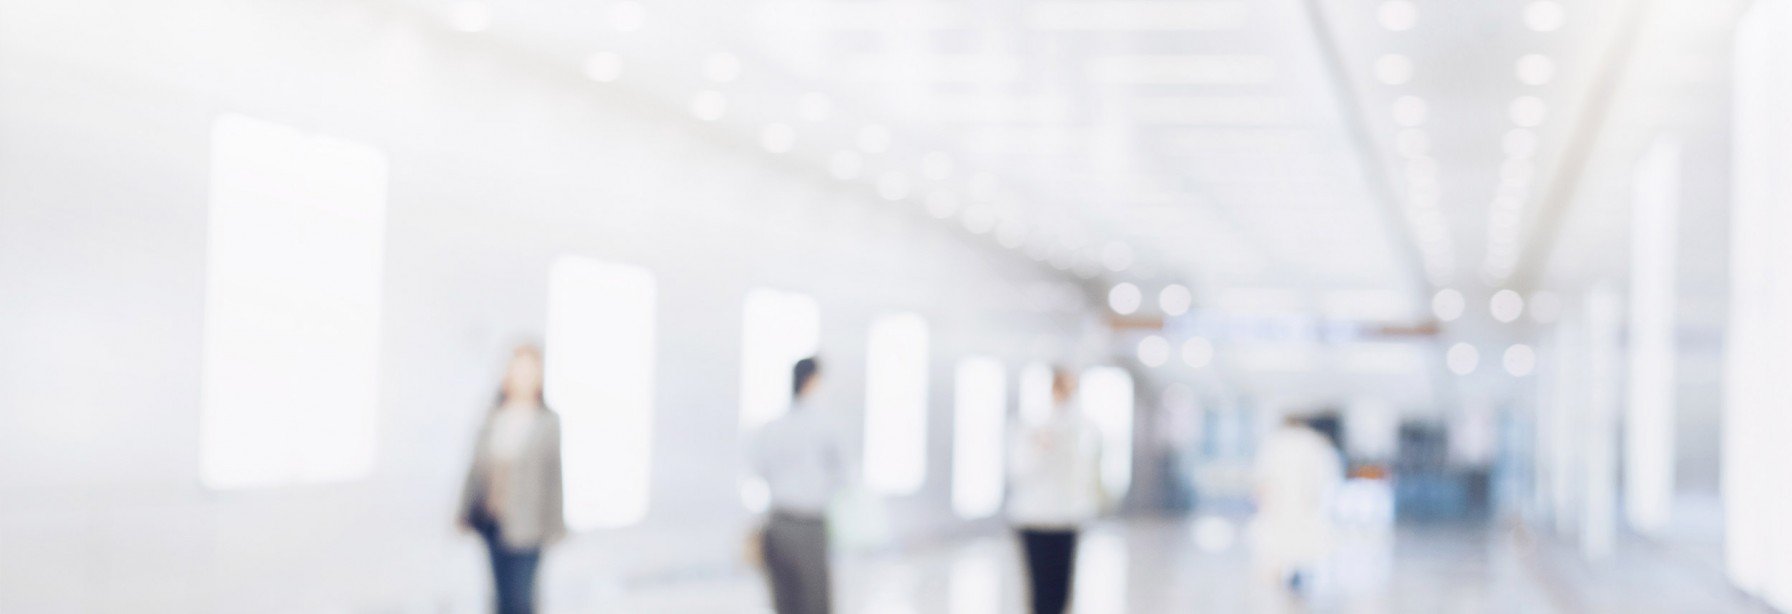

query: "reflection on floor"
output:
601 518 1767 613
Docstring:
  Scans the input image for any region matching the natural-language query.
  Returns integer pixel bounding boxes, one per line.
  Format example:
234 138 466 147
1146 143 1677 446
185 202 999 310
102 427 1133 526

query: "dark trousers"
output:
478 521 542 614
762 512 831 614
1019 528 1079 614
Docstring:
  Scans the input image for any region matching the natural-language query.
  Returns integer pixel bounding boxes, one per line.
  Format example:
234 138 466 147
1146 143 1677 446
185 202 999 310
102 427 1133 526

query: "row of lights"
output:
447 1 1132 281
1137 335 1217 369
1107 282 1194 316
1485 2 1565 280
1377 1 1455 284
1446 342 1537 377
1430 287 1561 324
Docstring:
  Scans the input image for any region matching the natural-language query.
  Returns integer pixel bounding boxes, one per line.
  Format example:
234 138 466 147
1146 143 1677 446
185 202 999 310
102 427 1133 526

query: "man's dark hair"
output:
792 357 822 395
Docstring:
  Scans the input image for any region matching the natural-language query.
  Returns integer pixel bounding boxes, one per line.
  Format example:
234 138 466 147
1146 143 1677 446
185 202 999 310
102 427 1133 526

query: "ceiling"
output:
385 0 1743 375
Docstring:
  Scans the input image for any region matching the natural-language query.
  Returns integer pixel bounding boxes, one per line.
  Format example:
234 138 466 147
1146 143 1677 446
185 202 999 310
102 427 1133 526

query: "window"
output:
199 114 387 489
1080 366 1135 498
739 289 821 430
863 313 930 495
952 357 1007 518
545 256 656 530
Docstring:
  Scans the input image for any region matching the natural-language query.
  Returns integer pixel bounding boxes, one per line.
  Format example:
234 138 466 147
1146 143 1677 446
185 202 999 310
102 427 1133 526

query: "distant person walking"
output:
750 357 845 614
458 345 566 614
1249 414 1343 597
1008 367 1104 614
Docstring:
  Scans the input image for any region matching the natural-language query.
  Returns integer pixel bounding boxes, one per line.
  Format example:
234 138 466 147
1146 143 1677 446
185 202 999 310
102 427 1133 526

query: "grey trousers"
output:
763 512 831 614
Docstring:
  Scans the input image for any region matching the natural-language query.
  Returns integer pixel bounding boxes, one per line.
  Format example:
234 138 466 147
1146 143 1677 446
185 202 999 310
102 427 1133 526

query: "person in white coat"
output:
1249 414 1343 597
1008 367 1104 614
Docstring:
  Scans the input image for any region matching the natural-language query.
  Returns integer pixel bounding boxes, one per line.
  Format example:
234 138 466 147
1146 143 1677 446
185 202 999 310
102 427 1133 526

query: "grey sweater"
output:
458 409 567 550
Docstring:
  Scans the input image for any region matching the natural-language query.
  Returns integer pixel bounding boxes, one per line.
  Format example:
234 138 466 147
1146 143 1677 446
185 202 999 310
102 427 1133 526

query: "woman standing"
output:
458 345 566 614
1008 368 1104 614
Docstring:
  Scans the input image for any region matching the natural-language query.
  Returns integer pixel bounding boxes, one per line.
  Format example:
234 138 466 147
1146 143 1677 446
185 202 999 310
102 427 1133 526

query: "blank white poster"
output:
545 256 657 530
739 289 821 430
200 114 386 489
863 313 930 495
952 357 1007 518
1080 366 1135 498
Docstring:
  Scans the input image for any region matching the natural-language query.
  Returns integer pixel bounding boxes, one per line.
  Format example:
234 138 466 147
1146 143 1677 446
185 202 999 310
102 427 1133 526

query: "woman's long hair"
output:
492 345 548 410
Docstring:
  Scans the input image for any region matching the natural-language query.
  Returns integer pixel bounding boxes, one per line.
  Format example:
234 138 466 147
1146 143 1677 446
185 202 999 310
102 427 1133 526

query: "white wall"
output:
0 0 1086 610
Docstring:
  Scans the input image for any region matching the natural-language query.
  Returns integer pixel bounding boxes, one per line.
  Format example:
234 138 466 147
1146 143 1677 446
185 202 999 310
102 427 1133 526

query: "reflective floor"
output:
602 518 1767 613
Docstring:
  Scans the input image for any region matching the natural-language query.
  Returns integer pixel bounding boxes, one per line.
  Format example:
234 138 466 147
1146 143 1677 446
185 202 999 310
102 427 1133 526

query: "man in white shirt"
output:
750 357 843 614
1008 367 1104 614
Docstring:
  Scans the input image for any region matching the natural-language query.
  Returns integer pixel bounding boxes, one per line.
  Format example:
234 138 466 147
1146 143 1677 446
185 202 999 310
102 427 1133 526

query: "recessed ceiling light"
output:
1503 344 1537 376
1109 283 1143 315
1160 284 1193 316
1447 342 1480 375
1490 289 1525 323
1432 288 1465 321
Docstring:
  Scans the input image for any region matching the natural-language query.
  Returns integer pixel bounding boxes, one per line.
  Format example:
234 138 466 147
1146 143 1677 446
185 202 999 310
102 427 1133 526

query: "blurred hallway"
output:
603 518 1766 613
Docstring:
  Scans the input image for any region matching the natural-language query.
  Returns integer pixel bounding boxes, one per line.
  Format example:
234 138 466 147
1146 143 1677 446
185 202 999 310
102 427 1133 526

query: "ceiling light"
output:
1509 96 1548 127
583 52 624 82
1109 283 1143 315
1138 335 1170 367
690 90 727 121
1159 285 1193 316
1375 54 1414 85
1446 342 1479 375
1432 288 1465 321
760 123 795 153
1503 344 1537 376
1393 95 1428 127
1490 289 1525 323
1379 0 1418 31
1516 54 1556 86
1524 1 1566 32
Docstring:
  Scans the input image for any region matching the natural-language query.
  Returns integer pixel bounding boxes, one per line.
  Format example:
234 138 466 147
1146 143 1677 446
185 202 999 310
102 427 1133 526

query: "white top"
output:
1007 406 1103 528
485 405 539 463
1248 424 1343 566
749 402 846 516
